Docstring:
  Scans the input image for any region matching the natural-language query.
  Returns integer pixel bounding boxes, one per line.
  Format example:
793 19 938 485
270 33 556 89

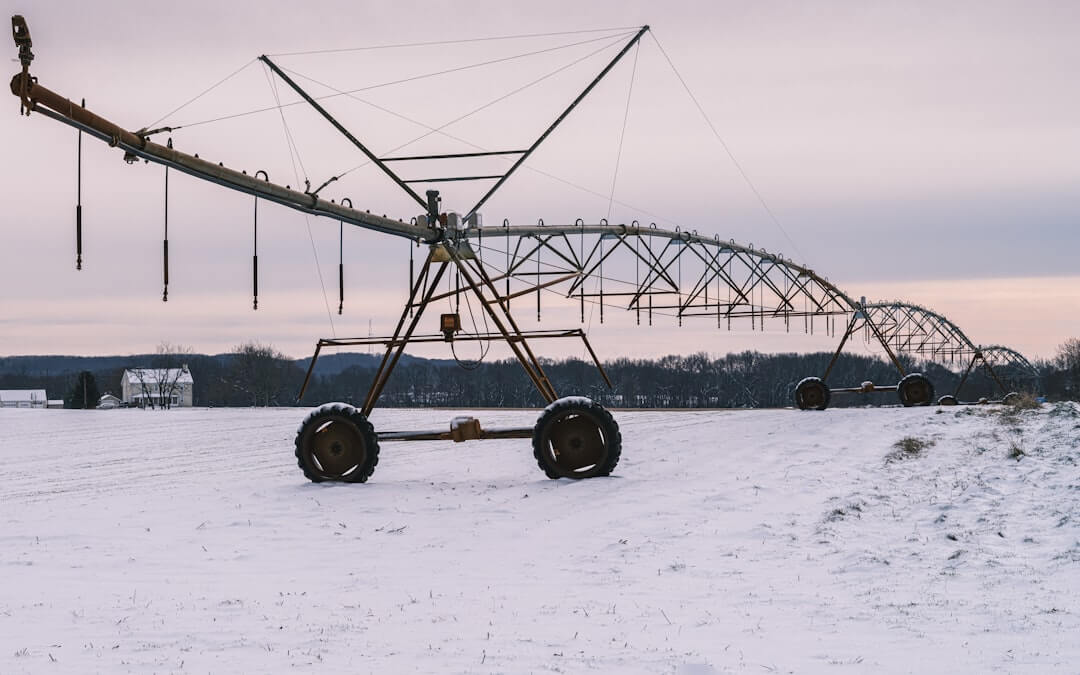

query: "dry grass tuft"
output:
1007 392 1041 410
886 436 934 464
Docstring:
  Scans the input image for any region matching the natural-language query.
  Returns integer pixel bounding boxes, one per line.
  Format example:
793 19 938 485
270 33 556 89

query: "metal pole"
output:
451 252 558 403
823 314 860 382
954 353 979 397
258 56 427 210
362 259 450 417
297 342 323 402
464 26 650 221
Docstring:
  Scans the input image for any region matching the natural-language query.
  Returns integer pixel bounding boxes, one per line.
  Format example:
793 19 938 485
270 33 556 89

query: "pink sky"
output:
1 1 1077 362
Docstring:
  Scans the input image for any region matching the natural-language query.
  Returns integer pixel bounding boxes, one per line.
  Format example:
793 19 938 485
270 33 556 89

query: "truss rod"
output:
465 25 650 221
259 55 428 209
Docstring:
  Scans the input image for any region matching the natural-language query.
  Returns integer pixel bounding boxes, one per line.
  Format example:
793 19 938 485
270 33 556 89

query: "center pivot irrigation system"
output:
10 17 1038 483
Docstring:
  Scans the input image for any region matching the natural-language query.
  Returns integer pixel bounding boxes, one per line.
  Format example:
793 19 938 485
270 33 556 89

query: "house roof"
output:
123 368 194 385
0 389 48 402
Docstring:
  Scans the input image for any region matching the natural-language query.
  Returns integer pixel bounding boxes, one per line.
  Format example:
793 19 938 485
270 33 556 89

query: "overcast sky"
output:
1 0 1077 362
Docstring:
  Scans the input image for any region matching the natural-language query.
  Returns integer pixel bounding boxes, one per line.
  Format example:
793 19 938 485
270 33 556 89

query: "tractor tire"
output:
1002 392 1020 405
294 403 379 483
898 373 934 407
937 395 958 406
532 397 621 480
795 377 830 410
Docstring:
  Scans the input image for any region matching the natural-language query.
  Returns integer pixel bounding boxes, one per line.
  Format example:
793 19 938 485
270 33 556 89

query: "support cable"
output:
269 26 642 57
263 64 335 335
143 59 257 132
153 33 631 133
305 32 633 184
649 32 808 266
237 42 684 230
606 42 639 222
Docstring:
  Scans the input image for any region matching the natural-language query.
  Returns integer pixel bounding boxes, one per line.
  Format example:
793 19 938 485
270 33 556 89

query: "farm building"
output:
98 393 123 409
121 367 195 408
0 389 49 409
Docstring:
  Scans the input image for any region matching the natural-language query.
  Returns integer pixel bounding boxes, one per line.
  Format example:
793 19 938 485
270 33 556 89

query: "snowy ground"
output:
1 402 1078 674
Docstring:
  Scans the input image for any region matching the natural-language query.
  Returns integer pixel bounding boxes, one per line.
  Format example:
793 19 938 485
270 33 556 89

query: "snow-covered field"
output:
1 403 1078 674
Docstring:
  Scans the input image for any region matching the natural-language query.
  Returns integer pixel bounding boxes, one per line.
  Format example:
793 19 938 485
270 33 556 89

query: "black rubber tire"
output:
532 397 621 480
898 373 934 407
1002 392 1020 405
937 395 958 406
294 403 379 483
795 377 831 410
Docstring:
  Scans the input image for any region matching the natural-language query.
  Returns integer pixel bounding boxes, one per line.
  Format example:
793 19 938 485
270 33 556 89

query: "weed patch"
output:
1007 392 1041 410
886 437 935 464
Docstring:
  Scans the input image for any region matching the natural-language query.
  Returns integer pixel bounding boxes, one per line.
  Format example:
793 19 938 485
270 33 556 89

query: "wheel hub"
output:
550 415 604 470
904 382 929 403
311 420 366 475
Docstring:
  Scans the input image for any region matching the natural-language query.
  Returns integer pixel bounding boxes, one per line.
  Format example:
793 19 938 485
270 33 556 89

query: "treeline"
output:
4 342 1074 408
297 351 1047 409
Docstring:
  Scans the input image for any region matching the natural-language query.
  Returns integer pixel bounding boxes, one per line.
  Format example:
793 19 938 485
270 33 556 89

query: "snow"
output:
1 403 1078 673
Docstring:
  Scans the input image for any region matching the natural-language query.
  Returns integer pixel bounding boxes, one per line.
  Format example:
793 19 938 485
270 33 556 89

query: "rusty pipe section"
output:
9 71 434 242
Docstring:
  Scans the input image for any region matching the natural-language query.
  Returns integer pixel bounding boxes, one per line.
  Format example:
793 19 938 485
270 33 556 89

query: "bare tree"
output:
149 342 193 409
227 341 292 406
1056 338 1080 370
129 367 156 409
1056 338 1080 399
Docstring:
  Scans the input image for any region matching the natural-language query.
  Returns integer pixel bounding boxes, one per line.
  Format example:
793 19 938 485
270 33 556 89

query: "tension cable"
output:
268 26 641 57
153 32 631 135
650 31 808 267
263 62 335 335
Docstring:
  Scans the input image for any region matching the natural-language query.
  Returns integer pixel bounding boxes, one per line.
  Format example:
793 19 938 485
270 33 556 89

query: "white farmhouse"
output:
121 366 195 408
0 389 48 408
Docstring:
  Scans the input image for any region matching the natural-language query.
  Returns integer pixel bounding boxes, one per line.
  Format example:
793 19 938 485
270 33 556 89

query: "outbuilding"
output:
97 393 123 409
0 389 49 409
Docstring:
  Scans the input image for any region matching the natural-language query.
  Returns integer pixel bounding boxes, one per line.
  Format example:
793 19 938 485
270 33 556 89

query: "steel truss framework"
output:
465 222 854 328
10 14 1039 440
457 228 1041 398
859 302 1039 396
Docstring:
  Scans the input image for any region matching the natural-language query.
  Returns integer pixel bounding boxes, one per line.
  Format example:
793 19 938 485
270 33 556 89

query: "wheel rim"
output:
903 379 930 404
545 411 606 473
306 417 368 478
800 382 827 408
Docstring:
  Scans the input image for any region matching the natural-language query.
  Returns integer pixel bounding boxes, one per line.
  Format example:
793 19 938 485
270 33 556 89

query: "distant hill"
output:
0 352 454 377
293 352 456 376
0 355 159 376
